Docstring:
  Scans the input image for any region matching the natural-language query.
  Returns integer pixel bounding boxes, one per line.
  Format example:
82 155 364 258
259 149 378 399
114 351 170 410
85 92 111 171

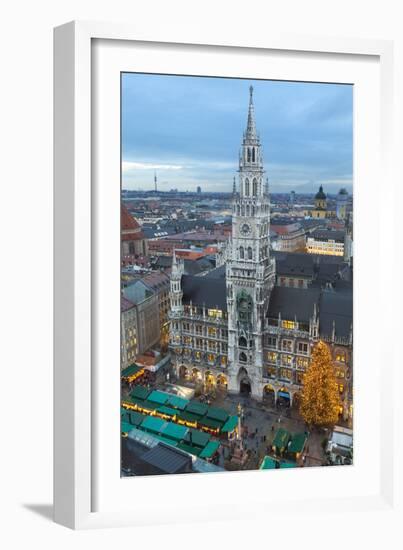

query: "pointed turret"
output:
245 85 258 142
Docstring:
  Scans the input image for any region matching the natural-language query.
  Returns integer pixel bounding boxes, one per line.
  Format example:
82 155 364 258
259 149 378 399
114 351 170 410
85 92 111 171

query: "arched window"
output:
252 148 255 162
245 178 250 196
239 352 247 363
237 204 240 216
253 178 258 196
248 247 253 260
246 204 250 216
239 246 244 259
239 336 247 347
247 148 251 162
251 205 255 216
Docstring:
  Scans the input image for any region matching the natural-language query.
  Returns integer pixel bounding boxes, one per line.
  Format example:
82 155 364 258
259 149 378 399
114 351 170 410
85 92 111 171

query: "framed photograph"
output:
54 21 396 529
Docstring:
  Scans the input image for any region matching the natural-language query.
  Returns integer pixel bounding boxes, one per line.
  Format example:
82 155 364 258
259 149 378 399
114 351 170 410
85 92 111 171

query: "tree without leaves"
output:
299 340 340 427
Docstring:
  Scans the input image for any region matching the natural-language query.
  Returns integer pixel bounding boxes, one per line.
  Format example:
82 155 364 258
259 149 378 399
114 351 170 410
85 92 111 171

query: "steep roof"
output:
182 274 227 310
319 287 353 339
267 286 320 323
121 204 145 241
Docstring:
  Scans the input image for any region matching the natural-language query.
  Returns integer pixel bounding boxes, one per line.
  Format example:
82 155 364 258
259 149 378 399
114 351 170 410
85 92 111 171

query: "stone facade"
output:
168 88 353 419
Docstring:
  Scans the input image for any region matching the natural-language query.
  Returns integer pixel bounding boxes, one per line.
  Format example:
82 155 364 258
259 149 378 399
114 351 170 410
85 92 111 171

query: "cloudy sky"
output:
122 73 353 194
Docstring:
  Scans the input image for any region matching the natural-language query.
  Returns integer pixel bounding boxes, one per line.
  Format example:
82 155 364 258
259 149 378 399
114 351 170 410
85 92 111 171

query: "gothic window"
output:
245 178 250 196
239 351 247 363
239 336 247 347
251 205 255 216
239 246 244 259
247 148 251 162
237 205 240 216
252 148 255 162
246 204 250 216
247 247 253 260
252 178 258 196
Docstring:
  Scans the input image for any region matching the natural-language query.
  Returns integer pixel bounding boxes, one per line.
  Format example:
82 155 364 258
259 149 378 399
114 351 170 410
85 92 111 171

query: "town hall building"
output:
168 87 353 420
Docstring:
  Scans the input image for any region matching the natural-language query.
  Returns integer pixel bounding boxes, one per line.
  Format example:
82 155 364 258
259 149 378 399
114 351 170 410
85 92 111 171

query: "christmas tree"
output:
299 340 340 427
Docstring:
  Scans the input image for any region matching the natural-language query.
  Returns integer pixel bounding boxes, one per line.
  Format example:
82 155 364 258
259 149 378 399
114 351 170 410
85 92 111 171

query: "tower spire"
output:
245 85 257 141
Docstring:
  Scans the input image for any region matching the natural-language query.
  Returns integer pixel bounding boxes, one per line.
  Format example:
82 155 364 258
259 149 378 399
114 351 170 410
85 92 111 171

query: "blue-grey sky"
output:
122 73 353 193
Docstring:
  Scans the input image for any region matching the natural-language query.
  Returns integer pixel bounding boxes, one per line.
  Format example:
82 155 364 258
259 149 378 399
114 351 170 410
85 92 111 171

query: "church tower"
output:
226 86 276 400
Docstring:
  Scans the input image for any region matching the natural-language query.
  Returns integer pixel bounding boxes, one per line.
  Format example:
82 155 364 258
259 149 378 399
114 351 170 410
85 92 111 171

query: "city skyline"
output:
122 73 353 193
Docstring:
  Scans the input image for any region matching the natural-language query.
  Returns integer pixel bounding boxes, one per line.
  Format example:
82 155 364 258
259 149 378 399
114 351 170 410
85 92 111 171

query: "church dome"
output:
315 185 326 200
338 188 348 196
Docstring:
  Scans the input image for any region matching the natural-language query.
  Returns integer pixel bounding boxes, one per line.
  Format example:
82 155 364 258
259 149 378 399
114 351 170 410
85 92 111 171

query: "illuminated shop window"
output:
296 357 308 368
282 320 295 330
208 308 222 318
267 352 277 363
281 354 293 366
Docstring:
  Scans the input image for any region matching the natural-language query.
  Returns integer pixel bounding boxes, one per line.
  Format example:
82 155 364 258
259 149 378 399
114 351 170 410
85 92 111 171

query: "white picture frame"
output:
54 21 397 530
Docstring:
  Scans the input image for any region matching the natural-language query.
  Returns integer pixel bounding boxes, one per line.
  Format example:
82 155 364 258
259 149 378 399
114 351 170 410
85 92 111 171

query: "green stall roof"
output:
121 410 130 423
185 401 208 417
129 411 144 427
160 422 188 442
260 456 278 470
177 411 201 424
206 407 229 423
121 364 142 378
185 429 210 448
177 442 202 457
199 440 220 459
157 406 178 417
147 390 169 406
288 433 307 454
140 415 167 434
121 421 135 434
272 428 291 450
131 385 151 400
221 415 238 433
280 462 297 469
166 395 189 411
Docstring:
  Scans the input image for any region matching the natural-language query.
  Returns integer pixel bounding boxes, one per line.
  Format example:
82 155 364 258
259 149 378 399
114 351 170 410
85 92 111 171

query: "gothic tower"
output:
226 86 276 400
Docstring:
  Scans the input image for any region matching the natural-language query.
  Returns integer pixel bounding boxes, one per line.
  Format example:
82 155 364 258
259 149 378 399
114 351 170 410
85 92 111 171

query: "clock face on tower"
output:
240 223 251 236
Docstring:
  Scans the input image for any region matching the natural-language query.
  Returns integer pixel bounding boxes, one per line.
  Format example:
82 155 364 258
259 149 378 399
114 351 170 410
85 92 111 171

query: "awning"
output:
130 385 151 400
185 401 208 417
177 442 203 457
147 390 169 406
166 395 189 411
221 415 238 433
156 406 178 417
160 422 188 442
206 406 229 423
260 456 278 470
199 440 220 459
185 429 210 448
280 462 297 468
140 415 167 434
121 421 135 434
129 410 145 427
272 428 291 449
278 391 291 399
288 433 307 454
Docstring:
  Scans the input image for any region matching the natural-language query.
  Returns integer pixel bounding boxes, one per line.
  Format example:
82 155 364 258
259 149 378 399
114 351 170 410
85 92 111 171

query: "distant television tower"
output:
154 171 158 192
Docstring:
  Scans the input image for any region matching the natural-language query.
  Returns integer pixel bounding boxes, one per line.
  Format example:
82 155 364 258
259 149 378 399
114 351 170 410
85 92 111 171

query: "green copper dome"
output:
315 185 326 200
